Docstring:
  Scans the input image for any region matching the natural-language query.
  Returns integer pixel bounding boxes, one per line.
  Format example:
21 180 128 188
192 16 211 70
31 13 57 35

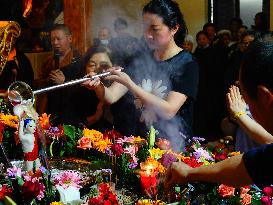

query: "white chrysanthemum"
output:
135 79 167 125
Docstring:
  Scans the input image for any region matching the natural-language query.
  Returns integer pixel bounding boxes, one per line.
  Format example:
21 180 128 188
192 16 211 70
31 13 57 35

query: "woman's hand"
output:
82 72 102 90
226 85 247 116
105 67 132 87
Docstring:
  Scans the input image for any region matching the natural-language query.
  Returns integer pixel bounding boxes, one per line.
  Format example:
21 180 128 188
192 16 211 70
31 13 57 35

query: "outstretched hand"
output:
226 85 246 117
164 162 192 189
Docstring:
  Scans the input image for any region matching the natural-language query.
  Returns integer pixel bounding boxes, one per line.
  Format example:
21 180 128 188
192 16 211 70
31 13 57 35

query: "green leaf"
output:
17 177 24 186
60 150 65 157
63 125 76 140
49 140 54 157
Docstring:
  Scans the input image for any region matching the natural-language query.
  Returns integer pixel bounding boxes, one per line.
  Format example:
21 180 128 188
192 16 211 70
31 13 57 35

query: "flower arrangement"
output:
1 166 54 204
0 103 271 205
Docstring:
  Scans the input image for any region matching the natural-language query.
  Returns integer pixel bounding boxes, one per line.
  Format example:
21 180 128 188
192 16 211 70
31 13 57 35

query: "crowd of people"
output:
1 0 273 190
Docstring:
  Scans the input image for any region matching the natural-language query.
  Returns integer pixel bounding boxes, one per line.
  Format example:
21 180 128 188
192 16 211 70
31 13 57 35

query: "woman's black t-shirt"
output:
111 50 199 150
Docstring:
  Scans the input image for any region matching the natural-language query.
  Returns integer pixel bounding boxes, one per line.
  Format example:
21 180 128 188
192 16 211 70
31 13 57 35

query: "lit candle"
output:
140 162 157 197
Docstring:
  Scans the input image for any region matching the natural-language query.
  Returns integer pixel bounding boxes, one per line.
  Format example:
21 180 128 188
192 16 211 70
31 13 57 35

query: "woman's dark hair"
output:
82 46 112 71
143 0 187 46
240 37 273 99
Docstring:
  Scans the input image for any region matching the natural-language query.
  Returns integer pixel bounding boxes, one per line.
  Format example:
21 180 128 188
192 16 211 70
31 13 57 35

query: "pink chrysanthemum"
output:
54 171 82 189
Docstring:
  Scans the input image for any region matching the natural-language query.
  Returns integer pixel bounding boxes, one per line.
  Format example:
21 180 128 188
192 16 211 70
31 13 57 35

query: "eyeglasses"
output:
87 61 111 72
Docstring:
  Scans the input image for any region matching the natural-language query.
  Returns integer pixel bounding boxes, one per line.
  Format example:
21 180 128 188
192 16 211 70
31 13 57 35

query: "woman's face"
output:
182 41 193 52
143 12 178 50
86 52 112 74
197 34 209 48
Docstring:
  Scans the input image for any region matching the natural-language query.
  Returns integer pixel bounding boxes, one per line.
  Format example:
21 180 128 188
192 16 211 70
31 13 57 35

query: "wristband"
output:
232 110 246 121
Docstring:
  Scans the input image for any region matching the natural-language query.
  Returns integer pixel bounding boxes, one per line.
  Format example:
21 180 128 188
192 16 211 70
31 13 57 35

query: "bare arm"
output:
165 154 253 188
128 82 187 119
236 115 273 144
107 69 187 120
227 85 273 144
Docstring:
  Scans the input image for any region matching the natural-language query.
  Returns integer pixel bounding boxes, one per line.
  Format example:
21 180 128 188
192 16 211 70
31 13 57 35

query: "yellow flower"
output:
0 113 18 128
144 157 166 174
133 136 147 143
82 128 94 138
93 138 112 153
178 156 190 162
203 160 214 166
50 202 64 205
82 128 103 142
149 148 165 160
229 151 240 156
90 129 103 142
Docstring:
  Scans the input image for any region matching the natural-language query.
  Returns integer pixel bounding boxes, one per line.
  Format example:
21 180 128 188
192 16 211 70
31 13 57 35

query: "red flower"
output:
261 196 272 205
183 157 203 168
21 180 43 201
214 152 228 161
263 186 273 197
0 185 12 201
111 144 123 157
103 129 123 140
89 183 118 205
99 183 110 196
88 197 100 205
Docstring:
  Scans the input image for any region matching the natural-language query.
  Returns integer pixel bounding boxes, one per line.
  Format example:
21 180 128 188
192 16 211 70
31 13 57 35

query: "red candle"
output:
140 162 158 197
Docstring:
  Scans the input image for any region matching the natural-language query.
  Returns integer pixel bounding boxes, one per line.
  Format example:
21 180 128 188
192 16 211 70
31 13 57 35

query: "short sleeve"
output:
243 143 273 188
171 59 199 99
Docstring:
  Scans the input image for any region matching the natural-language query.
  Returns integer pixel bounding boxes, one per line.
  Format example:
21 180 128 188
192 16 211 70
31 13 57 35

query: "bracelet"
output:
232 111 247 121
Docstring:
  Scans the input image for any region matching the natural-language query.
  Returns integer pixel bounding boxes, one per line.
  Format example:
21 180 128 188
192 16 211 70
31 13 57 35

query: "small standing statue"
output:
18 118 41 172
13 103 41 172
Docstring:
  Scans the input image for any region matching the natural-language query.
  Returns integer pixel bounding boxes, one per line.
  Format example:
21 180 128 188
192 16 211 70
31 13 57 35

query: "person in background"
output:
35 24 83 126
0 21 34 94
165 38 273 189
215 29 232 47
76 46 113 130
84 0 199 151
182 34 194 53
251 12 270 37
108 17 139 67
229 17 243 43
225 31 256 91
93 26 112 48
193 30 216 140
203 22 217 44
